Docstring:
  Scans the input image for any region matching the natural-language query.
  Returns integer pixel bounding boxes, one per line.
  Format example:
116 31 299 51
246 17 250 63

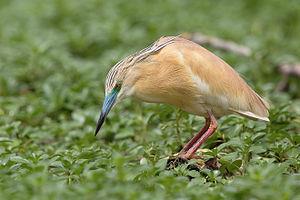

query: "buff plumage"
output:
95 35 269 159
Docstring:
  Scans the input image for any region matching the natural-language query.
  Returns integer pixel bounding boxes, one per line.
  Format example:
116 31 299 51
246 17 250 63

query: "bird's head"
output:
94 35 174 135
94 58 134 135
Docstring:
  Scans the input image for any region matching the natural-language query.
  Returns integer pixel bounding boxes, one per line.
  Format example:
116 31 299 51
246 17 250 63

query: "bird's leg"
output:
181 112 218 160
179 117 210 155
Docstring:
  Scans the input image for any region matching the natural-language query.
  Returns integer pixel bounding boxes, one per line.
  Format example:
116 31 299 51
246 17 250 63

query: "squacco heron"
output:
95 35 269 160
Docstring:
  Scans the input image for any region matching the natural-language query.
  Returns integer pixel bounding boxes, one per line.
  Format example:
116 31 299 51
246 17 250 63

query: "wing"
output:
152 37 270 121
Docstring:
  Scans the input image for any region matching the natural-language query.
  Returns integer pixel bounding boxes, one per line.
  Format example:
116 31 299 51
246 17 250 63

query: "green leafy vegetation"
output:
0 0 299 199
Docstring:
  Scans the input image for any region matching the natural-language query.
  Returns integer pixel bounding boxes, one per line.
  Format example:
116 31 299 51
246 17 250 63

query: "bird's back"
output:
130 36 269 121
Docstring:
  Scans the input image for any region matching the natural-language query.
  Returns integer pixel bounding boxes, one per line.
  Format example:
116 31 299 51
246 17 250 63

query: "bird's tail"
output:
230 88 270 122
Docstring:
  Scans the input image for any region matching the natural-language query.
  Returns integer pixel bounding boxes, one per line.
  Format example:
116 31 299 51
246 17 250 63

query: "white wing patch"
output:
230 109 270 122
218 95 229 107
191 74 210 93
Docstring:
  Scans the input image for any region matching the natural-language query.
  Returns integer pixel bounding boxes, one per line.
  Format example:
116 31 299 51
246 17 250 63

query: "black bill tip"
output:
95 112 106 136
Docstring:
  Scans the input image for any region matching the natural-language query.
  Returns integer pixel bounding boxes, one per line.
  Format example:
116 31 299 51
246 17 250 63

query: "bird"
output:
95 35 269 160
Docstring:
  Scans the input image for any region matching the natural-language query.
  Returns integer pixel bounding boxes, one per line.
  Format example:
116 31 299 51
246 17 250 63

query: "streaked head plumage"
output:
104 57 131 95
95 35 180 135
105 35 180 96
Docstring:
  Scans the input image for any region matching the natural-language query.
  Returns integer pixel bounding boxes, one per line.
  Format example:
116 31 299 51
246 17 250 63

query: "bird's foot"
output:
166 153 220 171
166 153 205 170
166 155 188 169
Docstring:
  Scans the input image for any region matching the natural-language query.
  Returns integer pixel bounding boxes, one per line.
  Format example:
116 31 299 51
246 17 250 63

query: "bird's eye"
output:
115 83 121 90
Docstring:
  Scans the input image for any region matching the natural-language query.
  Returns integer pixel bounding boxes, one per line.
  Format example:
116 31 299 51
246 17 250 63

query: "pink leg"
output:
181 112 218 159
179 117 210 154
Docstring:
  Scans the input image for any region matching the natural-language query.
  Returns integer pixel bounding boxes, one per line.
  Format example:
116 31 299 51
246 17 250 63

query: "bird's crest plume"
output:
105 35 180 94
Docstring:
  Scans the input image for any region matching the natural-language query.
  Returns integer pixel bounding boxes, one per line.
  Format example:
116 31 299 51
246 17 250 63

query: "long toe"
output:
166 156 188 169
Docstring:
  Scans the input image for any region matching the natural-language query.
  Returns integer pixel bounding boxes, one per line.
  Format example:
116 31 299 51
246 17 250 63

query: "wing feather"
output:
162 37 270 121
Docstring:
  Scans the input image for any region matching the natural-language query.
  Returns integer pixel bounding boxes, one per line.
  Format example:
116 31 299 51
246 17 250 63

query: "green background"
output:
0 0 299 199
